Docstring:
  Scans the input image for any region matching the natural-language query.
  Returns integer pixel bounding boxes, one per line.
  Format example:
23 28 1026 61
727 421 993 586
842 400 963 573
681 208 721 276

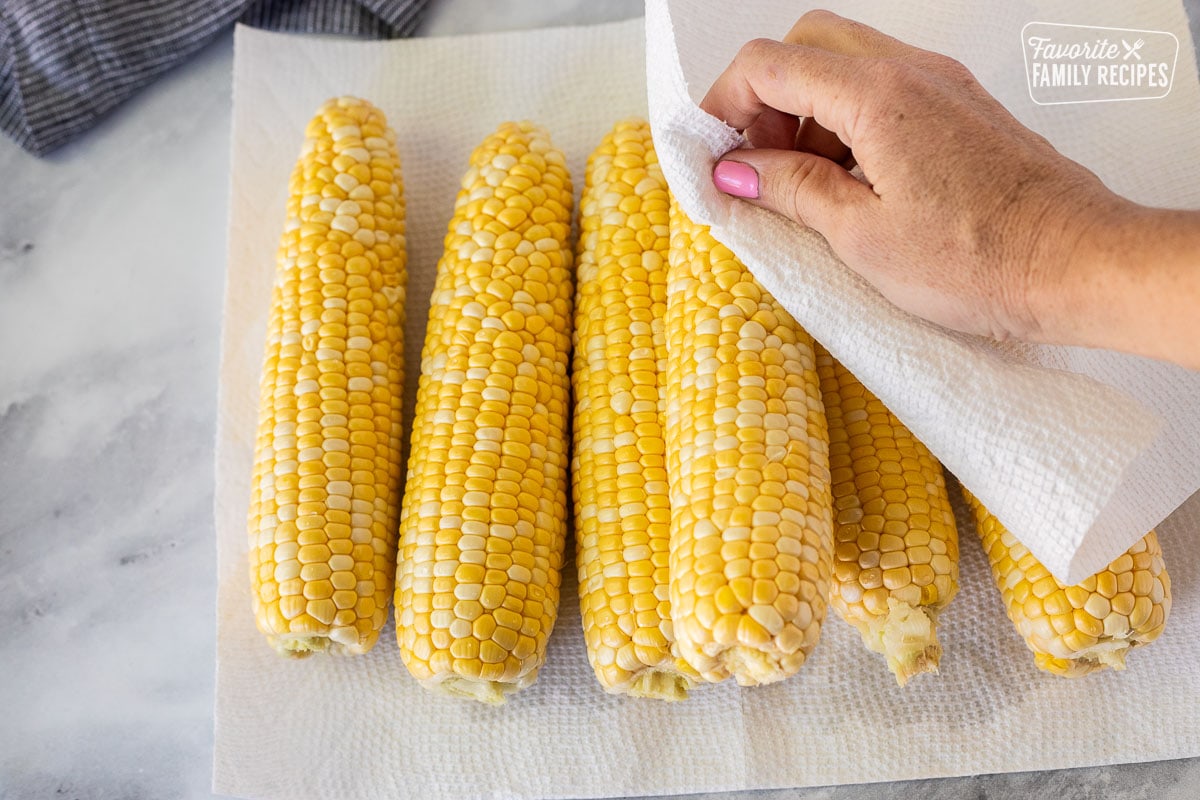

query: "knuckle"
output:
940 54 972 75
840 17 875 43
787 9 847 44
933 53 978 86
797 8 839 27
739 37 777 63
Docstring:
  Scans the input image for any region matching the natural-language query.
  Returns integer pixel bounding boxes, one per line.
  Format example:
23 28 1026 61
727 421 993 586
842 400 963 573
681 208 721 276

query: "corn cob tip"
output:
856 598 941 686
966 492 1170 678
626 670 692 702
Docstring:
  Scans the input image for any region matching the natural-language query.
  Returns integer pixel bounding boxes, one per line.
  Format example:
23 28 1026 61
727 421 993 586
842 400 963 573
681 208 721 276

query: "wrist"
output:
1033 197 1200 367
1022 188 1138 352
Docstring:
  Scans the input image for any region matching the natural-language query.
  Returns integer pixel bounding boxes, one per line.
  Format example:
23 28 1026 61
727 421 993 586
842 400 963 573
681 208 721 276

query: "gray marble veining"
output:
2 1 1199 798
0 25 232 800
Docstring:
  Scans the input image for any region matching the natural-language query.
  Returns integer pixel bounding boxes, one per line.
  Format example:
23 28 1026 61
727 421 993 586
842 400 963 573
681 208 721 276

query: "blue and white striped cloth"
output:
0 0 430 156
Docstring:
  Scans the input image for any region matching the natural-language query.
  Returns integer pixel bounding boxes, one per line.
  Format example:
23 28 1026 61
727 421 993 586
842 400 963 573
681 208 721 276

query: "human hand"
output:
700 10 1134 346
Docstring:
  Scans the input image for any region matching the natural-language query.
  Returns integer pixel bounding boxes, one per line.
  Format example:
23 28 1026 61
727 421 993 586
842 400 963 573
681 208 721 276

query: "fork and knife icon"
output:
1122 38 1145 60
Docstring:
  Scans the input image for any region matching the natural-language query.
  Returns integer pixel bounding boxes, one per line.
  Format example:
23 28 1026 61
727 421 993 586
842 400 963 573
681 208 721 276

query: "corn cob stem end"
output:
858 599 942 686
1034 639 1132 677
626 670 692 702
268 633 373 658
721 647 795 687
424 676 519 706
271 635 328 659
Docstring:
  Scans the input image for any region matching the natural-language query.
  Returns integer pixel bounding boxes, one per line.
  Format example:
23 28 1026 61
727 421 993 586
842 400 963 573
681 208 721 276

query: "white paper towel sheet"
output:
214 12 1200 800
647 0 1200 584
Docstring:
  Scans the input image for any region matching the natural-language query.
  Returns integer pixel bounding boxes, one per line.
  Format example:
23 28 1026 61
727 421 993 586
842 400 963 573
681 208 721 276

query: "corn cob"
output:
966 494 1171 677
664 201 834 685
573 120 695 700
816 347 958 685
395 122 573 703
247 97 407 657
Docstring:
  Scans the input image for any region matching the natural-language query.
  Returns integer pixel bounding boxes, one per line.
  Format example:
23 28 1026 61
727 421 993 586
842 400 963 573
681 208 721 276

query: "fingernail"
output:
712 160 759 199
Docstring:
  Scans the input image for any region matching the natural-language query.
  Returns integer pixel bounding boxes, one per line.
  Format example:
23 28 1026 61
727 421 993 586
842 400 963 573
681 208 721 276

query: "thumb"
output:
711 149 875 241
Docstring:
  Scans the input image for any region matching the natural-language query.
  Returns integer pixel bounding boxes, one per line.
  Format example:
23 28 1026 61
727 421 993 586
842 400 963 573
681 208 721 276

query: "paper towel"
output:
214 12 1200 800
647 0 1200 584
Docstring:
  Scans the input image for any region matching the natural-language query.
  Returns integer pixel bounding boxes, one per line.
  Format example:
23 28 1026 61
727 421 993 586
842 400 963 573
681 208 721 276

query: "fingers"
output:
711 149 877 247
744 107 799 151
701 13 948 149
699 38 868 147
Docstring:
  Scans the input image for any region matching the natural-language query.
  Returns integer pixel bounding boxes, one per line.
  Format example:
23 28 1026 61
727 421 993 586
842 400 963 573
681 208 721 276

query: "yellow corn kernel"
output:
247 96 407 657
395 122 573 704
816 347 958 685
665 199 834 686
966 493 1171 677
573 119 696 701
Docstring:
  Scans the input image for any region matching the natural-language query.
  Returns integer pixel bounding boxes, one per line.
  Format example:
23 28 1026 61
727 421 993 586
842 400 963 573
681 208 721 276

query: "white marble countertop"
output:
2 1 1199 798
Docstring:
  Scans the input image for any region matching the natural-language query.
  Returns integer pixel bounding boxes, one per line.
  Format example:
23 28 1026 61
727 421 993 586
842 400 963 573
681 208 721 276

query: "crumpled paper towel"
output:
647 0 1200 584
214 11 1200 800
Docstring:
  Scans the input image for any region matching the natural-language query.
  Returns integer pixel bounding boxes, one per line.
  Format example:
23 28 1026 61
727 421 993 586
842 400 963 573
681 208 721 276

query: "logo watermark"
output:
1021 22 1179 105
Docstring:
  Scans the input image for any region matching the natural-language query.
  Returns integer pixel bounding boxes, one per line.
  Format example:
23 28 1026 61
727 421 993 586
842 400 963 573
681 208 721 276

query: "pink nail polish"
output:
712 160 759 199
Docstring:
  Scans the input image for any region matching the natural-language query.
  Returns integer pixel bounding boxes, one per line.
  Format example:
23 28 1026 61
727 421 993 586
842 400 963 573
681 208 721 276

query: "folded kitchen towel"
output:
0 0 430 156
647 0 1200 583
